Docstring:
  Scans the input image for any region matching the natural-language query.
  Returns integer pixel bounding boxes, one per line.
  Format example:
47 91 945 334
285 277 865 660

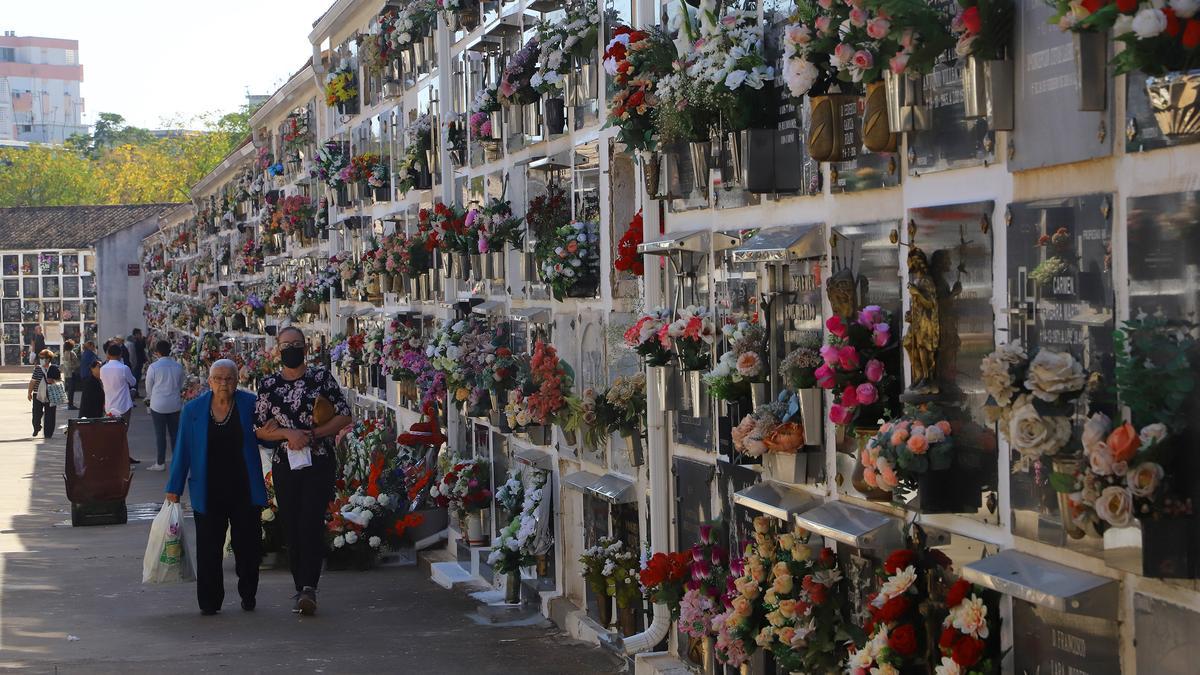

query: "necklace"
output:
210 402 234 426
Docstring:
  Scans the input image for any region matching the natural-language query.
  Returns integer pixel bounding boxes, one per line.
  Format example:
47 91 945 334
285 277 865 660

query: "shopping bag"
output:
142 500 194 583
47 381 67 406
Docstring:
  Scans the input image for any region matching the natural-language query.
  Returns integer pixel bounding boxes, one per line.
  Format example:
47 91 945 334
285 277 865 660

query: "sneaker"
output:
146 463 166 472
297 587 317 616
291 593 302 613
129 458 142 465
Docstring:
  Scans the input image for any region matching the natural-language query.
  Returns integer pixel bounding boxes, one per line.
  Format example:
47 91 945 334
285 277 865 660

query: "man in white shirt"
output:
99 343 139 464
143 340 185 472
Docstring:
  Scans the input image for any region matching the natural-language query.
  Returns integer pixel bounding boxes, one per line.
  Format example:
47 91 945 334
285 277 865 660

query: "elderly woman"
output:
27 349 61 438
165 360 267 616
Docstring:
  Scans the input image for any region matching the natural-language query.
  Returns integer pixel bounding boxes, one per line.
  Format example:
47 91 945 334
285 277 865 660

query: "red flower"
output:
825 314 847 338
819 547 835 567
1184 19 1200 49
952 635 985 667
627 90 645 108
1115 0 1136 11
961 6 982 35
884 549 916 575
876 594 911 623
940 626 959 651
946 578 972 608
1166 8 1182 37
1081 0 1104 12
887 623 918 656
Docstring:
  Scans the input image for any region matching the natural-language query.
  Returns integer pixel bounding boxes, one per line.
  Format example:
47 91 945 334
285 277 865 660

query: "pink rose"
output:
866 17 891 40
820 344 841 365
815 363 836 389
852 50 874 70
849 7 868 27
907 434 929 454
838 346 860 371
889 52 910 74
865 359 885 383
872 324 891 347
786 24 812 46
891 429 909 446
833 42 855 65
826 314 848 338
817 0 833 7
841 385 859 408
863 466 878 487
814 16 832 35
829 404 854 426
855 383 878 406
899 29 916 51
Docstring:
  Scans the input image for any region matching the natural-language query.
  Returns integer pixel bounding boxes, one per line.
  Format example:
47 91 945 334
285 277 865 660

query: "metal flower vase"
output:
569 53 597 105
961 55 1015 130
649 365 682 412
544 97 566 135
883 70 931 133
687 140 711 195
862 81 897 153
807 95 846 162
504 570 522 604
489 250 505 280
797 388 822 444
1145 71 1200 140
621 428 644 466
1052 457 1088 539
639 151 663 199
464 510 488 546
1074 31 1108 111
683 369 709 418
764 451 808 484
724 129 775 193
750 381 770 409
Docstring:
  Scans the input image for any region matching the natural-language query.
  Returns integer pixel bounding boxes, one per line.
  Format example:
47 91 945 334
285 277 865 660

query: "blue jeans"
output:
150 410 180 465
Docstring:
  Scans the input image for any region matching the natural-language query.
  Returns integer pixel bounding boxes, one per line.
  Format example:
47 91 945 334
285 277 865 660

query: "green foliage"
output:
0 105 254 207
1113 317 1199 430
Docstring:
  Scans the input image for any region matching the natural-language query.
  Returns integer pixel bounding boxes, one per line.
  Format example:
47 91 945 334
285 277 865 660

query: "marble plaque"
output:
1010 0 1112 171
1127 190 1200 318
831 96 901 193
1012 600 1120 675
2 301 19 324
907 0 994 174
1125 71 1200 153
1134 594 1200 674
3 279 16 298
716 459 762 552
674 458 715 551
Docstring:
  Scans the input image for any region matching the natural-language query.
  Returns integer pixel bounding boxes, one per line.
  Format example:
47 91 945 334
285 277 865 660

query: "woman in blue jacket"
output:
165 359 267 615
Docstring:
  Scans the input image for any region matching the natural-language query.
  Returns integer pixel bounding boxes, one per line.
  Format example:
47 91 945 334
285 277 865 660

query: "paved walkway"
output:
0 373 621 674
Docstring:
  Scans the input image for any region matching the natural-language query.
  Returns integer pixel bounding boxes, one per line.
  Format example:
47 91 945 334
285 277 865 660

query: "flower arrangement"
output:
1028 255 1069 287
430 459 492 517
341 418 390 484
950 0 1014 60
281 110 312 152
1109 2 1200 75
325 488 390 554
934 579 1001 675
494 468 524 516
535 220 600 301
311 141 350 189
623 308 674 366
780 336 824 390
579 536 640 607
714 515 785 668
733 401 806 457
849 544 953 674
424 202 472 255
613 210 644 276
678 523 730 640
468 86 501 140
525 340 576 427
488 469 550 574
659 305 716 371
278 195 314 235
532 3 600 95
639 551 691 619
581 373 647 448
862 406 957 493
471 197 524 253
525 183 572 243
348 152 389 189
426 318 473 394
324 65 358 108
604 25 675 152
705 321 767 402
819 307 898 429
980 342 1085 472
382 0 437 51
397 113 434 195
498 37 542 106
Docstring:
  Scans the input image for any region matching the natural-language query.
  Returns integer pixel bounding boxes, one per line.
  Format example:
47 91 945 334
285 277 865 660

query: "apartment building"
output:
0 31 85 144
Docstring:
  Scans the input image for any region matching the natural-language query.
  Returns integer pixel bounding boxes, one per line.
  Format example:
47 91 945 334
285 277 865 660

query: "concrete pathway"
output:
0 373 622 674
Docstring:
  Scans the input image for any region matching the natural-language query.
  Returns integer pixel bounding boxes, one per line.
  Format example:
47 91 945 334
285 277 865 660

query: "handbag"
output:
47 380 67 406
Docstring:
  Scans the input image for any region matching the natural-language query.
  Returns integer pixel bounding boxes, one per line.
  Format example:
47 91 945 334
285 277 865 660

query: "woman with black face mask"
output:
253 326 351 615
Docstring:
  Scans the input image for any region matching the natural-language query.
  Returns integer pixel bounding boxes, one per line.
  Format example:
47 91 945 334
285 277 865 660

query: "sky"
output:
6 0 336 129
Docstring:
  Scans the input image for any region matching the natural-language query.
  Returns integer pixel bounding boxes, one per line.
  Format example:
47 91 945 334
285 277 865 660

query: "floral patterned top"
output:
254 367 351 462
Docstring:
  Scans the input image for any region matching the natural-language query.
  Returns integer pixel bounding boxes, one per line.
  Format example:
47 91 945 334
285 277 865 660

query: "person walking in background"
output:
130 328 148 397
26 326 45 365
254 327 351 616
100 343 140 464
27 349 61 438
165 360 267 616
61 339 80 411
144 339 184 472
79 360 105 419
79 341 98 385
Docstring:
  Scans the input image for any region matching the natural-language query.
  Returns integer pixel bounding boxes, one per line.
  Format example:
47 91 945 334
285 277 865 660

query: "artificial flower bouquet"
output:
732 401 805 458
488 469 550 574
494 468 525 516
934 579 1002 675
950 0 1014 61
819 307 899 430
980 341 1085 473
603 24 675 152
326 488 391 558
781 337 824 390
863 405 957 494
581 373 648 448
471 197 524 254
623 308 674 366
663 305 717 371
499 38 542 106
426 202 472 256
714 515 782 669
639 551 691 619
535 220 600 300
579 536 639 605
525 183 572 244
311 141 350 190
341 417 391 484
679 2 778 133
757 537 853 675
430 458 492 517
468 86 501 140
397 113 434 195
613 210 645 276
324 65 358 109
679 523 730 641
525 340 579 431
705 321 767 403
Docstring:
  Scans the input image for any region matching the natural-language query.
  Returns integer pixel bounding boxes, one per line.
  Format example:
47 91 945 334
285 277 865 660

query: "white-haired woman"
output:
165 359 267 615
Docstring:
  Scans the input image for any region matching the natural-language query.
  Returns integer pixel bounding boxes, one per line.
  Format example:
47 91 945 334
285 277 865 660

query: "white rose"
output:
784 57 819 98
935 656 963 675
261 508 275 522
333 535 345 548
378 494 391 507
345 531 359 545
1007 395 1072 458
1081 411 1112 448
1087 441 1114 476
1024 349 1086 402
1139 423 1167 447
980 343 1026 406
1094 486 1132 527
369 536 382 548
1114 14 1135 36
1132 8 1168 38
1127 462 1164 497
1172 0 1200 18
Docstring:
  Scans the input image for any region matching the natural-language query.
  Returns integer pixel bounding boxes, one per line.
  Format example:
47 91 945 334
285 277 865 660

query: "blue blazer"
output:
165 390 267 514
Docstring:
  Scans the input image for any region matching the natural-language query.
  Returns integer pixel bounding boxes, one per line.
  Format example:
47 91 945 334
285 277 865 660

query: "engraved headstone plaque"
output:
908 0 994 174
1127 190 1200 318
1012 600 1120 675
1126 71 1200 153
1135 593 1200 674
831 97 901 193
674 458 715 551
3 279 17 298
578 317 609 469
1010 0 1112 171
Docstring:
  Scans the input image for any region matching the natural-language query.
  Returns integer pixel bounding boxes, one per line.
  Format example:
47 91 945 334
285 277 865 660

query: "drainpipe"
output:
622 154 671 656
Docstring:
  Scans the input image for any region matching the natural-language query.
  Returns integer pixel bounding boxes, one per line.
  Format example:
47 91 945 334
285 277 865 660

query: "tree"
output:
0 107 253 207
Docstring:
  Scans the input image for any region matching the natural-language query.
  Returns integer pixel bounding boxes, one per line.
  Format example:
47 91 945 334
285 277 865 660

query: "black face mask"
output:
280 346 306 369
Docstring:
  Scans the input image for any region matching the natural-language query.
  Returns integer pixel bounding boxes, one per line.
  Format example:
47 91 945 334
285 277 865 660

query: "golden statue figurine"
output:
903 247 940 395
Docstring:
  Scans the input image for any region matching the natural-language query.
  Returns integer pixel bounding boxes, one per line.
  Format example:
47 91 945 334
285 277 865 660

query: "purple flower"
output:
699 524 712 544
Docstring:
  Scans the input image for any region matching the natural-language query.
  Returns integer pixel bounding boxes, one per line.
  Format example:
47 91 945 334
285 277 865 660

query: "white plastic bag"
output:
142 500 194 583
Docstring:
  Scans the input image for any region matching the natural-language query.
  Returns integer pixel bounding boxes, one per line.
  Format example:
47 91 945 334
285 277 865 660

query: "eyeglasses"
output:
209 376 237 383
278 341 306 350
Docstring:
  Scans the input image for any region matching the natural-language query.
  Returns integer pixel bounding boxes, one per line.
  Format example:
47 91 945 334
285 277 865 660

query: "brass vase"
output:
862 80 898 153
617 604 637 636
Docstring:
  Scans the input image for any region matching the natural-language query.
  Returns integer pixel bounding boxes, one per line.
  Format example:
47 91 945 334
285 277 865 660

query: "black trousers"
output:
65 375 77 407
273 453 335 592
32 399 56 438
193 499 261 613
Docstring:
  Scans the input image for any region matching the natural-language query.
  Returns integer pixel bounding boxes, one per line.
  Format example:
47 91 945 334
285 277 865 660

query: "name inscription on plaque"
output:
1013 600 1120 675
